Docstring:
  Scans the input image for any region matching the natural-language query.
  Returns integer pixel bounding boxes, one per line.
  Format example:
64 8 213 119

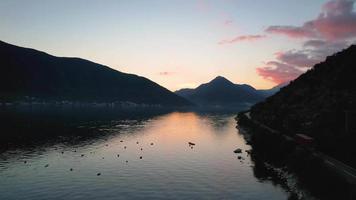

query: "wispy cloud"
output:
266 26 316 39
219 34 266 45
224 19 233 26
159 71 175 76
303 39 328 48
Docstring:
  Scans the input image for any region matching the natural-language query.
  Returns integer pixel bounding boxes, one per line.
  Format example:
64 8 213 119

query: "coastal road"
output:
243 112 356 184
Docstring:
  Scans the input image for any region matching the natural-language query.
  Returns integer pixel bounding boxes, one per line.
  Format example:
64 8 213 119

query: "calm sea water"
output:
0 112 290 200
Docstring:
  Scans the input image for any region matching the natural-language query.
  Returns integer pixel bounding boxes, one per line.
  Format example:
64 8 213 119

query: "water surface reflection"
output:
0 111 290 200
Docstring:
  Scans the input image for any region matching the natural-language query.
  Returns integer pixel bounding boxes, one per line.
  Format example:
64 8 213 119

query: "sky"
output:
1 0 356 91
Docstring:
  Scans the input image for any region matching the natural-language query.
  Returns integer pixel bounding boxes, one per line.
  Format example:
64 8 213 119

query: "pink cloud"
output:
219 34 266 45
275 50 321 68
256 61 303 84
266 0 356 41
266 26 316 38
323 0 354 15
257 39 351 83
256 1 355 84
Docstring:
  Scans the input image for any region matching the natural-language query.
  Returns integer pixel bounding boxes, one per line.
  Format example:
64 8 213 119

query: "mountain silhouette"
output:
175 76 279 109
0 40 192 107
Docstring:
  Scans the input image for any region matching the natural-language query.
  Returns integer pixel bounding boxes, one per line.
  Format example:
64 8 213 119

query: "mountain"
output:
175 76 273 109
257 82 288 98
250 45 356 166
0 40 192 107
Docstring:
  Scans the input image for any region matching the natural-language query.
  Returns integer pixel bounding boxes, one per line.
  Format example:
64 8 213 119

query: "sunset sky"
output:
1 0 356 91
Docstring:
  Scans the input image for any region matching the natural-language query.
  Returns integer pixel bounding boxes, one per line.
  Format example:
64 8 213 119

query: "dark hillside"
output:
0 41 192 106
251 45 356 166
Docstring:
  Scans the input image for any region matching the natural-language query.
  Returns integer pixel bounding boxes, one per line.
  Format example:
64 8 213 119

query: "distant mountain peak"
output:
175 75 267 110
209 76 234 86
214 75 226 79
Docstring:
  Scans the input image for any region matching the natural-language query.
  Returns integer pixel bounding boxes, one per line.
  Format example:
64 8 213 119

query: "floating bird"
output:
126 160 128 163
102 157 105 159
150 143 154 145
24 161 27 164
44 164 49 167
188 142 195 146
124 146 127 149
140 148 143 151
234 148 242 153
139 156 142 159
120 140 123 142
97 173 101 176
117 154 120 157
61 151 64 154
136 141 139 144
70 168 73 171
105 144 108 147
81 154 84 157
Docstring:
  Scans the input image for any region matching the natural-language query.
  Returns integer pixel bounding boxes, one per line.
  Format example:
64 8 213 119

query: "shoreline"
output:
236 112 356 200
